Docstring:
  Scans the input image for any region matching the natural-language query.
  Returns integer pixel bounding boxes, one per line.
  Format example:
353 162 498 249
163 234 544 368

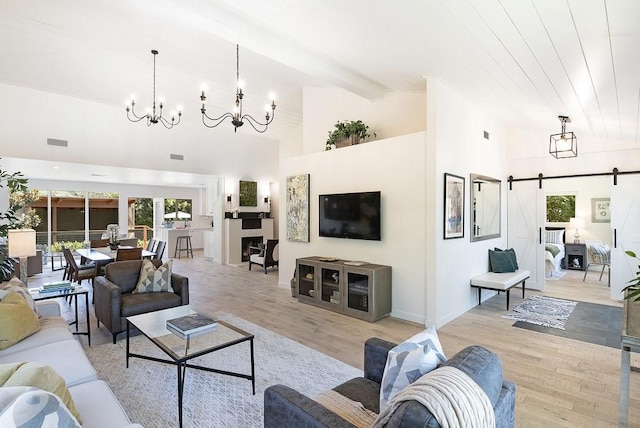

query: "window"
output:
164 199 192 224
546 195 575 223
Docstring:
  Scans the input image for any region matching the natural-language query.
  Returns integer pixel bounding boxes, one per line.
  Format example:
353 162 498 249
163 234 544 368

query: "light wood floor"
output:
29 254 639 427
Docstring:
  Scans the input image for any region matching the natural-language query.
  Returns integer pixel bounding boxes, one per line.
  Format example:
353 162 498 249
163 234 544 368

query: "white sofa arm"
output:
36 300 62 317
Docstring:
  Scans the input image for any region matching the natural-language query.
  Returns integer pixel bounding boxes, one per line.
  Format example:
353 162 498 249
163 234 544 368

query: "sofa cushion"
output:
69 380 135 428
105 259 163 294
0 292 40 350
0 316 71 358
0 361 82 423
120 291 182 318
442 345 503 406
0 339 97 388
379 326 446 409
133 259 174 294
0 386 81 428
0 277 37 313
333 376 381 414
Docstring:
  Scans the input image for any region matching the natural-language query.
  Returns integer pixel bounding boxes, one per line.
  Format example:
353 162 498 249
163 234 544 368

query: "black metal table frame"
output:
125 320 255 428
32 288 91 346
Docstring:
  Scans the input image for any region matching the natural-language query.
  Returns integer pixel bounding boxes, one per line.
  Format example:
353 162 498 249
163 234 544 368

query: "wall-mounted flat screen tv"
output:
319 191 381 240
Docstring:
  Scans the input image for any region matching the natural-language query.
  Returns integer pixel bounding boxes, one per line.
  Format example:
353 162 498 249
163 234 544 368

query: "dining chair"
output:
118 238 139 247
62 247 97 286
90 239 110 248
145 238 157 253
153 241 166 261
115 247 143 261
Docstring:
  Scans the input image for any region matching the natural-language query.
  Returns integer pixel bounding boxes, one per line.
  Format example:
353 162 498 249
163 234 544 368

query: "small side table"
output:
564 243 587 271
29 285 91 346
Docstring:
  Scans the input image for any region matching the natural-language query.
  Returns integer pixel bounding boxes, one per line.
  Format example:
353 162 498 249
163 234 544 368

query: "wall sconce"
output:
264 197 269 204
549 115 577 158
226 195 232 202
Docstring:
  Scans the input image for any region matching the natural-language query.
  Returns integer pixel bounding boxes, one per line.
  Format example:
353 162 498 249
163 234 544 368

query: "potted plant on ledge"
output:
325 120 376 150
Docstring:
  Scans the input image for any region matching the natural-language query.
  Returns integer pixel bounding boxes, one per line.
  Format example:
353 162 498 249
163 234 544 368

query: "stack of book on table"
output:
166 313 217 339
39 281 72 293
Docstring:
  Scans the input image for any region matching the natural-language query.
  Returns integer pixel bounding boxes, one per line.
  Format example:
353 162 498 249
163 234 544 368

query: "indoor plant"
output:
325 120 376 150
622 250 640 301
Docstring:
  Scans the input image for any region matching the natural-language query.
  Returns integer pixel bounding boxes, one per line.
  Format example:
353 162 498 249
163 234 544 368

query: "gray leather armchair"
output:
94 259 189 343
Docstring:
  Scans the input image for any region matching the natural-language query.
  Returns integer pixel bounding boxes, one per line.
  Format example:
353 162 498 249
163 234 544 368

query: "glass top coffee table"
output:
126 305 255 428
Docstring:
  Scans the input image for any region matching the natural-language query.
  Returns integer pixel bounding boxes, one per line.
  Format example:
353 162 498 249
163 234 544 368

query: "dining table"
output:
75 247 156 265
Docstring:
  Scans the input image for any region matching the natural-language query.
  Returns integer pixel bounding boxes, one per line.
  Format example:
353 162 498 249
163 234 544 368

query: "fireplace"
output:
241 236 263 262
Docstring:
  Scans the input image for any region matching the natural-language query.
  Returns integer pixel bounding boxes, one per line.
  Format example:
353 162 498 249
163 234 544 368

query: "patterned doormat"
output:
502 295 577 330
83 313 361 428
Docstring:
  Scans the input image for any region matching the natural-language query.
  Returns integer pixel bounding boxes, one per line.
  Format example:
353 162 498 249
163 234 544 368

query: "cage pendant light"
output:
549 115 577 158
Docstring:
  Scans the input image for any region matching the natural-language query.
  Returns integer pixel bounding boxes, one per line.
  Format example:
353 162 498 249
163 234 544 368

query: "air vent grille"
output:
170 153 184 161
47 138 68 147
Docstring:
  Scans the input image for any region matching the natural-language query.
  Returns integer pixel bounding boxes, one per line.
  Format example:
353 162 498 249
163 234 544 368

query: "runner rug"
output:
502 295 577 330
83 313 362 428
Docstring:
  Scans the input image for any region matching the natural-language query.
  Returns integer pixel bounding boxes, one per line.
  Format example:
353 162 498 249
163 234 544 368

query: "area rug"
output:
83 313 362 428
502 295 577 330
513 301 622 349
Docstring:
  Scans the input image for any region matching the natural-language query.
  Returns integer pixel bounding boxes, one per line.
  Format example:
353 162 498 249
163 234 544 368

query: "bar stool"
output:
174 235 193 259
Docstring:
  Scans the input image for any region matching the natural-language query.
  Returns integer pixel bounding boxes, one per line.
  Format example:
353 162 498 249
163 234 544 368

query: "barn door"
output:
610 176 640 300
507 180 545 290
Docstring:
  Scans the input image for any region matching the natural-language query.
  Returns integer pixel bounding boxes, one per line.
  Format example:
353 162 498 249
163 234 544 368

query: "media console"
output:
295 256 391 322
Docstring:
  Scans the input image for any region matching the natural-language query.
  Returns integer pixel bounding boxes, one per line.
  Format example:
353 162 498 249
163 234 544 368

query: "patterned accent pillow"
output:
545 230 564 244
133 259 174 294
0 277 37 314
0 387 81 428
379 326 447 409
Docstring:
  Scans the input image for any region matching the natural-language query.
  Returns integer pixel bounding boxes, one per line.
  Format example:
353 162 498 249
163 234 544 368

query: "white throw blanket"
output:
373 366 496 428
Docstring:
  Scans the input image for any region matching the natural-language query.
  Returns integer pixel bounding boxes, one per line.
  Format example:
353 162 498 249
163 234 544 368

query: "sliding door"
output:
507 180 545 290
611 176 640 300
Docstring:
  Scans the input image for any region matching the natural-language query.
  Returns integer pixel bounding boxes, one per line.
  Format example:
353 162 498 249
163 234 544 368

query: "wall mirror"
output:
470 174 501 241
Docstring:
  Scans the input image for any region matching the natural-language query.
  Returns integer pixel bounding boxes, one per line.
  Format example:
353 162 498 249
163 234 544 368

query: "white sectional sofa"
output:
0 299 141 428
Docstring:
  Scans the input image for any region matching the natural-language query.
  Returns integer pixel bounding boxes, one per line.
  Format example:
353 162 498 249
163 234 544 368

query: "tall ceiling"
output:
1 0 639 153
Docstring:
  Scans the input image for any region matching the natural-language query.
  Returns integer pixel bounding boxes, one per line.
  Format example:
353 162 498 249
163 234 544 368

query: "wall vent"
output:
46 138 68 147
170 153 184 161
483 131 490 140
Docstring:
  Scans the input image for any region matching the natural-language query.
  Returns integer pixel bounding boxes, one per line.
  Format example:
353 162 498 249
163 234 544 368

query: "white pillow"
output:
379 326 447 409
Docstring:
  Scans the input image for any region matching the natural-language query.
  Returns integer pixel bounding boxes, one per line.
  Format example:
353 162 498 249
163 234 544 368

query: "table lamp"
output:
569 217 586 244
8 229 36 285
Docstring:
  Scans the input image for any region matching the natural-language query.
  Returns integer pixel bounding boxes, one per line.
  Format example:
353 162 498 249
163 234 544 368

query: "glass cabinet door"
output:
347 272 369 312
320 267 341 306
297 263 316 298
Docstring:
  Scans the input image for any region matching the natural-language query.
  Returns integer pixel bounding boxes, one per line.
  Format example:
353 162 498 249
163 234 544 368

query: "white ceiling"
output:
0 0 638 183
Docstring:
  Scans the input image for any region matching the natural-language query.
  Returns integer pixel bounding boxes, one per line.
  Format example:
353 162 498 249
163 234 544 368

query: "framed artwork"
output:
444 173 465 239
239 180 257 206
591 198 611 223
286 174 310 242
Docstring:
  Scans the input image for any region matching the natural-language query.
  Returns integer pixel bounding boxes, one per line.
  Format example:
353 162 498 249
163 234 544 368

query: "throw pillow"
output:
0 362 82 424
0 277 37 314
490 248 519 271
379 326 447 409
133 259 174 294
0 386 81 428
0 292 40 350
545 230 564 244
488 249 517 273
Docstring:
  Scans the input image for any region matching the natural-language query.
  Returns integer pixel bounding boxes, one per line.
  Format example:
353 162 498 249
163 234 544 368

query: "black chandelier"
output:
200 44 276 133
126 50 182 129
549 115 577 158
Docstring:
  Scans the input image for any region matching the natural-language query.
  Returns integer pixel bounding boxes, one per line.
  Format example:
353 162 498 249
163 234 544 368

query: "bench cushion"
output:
470 269 530 290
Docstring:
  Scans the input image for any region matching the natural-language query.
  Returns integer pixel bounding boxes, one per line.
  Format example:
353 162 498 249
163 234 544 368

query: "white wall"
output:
279 132 428 323
426 79 509 327
302 87 426 154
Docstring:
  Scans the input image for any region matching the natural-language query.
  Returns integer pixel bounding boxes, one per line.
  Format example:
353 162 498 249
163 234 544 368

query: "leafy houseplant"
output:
622 250 640 301
325 120 376 150
0 160 38 281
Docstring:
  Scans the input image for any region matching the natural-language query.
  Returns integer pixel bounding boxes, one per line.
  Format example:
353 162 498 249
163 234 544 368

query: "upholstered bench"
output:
470 269 530 310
